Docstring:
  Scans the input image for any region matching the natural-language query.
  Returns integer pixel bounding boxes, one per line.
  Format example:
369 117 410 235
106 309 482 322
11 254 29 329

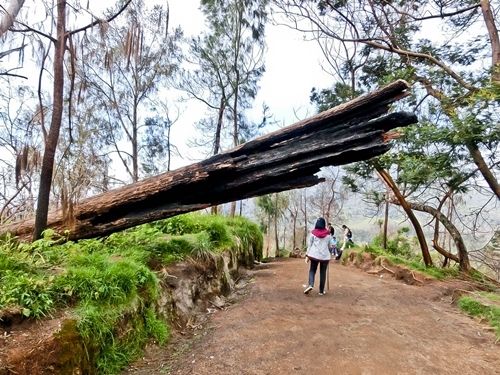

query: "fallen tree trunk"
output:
2 80 417 242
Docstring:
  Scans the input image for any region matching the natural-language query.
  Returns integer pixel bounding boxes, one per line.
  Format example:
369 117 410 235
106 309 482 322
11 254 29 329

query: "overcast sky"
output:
0 0 332 171
167 0 332 168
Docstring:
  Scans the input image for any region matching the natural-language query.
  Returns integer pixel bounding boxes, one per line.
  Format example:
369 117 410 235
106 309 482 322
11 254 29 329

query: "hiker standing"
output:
327 222 337 257
304 218 332 296
340 224 353 253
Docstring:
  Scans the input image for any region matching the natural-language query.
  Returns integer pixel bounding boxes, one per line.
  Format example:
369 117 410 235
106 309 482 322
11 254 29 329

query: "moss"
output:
54 319 95 374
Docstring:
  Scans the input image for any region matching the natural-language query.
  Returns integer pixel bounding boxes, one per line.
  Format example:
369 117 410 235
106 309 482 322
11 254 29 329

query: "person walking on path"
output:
304 217 332 295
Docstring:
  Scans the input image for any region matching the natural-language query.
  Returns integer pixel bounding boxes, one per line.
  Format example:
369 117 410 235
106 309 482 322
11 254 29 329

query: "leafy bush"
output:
371 227 415 259
0 271 55 317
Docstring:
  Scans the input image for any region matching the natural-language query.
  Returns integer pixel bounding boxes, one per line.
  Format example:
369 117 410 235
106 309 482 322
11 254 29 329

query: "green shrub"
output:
0 212 262 374
372 227 415 259
0 271 55 317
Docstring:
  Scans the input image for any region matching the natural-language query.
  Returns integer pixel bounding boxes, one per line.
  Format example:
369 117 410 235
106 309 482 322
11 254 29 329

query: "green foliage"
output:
225 216 263 260
353 243 459 280
0 271 55 318
458 296 500 339
310 81 364 111
371 227 414 259
0 213 261 373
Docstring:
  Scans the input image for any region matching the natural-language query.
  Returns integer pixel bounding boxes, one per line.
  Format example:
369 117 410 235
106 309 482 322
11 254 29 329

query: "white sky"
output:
0 0 332 172
166 0 332 169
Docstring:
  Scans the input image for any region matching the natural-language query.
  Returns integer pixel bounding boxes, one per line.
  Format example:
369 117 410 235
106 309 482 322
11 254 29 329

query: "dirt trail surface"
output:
125 258 500 375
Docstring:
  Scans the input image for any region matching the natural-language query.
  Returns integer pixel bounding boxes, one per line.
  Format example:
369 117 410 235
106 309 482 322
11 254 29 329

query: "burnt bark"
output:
4 80 417 242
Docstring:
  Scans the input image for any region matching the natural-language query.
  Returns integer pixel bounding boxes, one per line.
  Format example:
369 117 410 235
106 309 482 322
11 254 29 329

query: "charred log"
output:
2 80 417 241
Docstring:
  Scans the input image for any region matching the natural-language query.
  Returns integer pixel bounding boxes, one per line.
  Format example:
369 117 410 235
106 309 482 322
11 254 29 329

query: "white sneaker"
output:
304 286 313 294
318 292 325 296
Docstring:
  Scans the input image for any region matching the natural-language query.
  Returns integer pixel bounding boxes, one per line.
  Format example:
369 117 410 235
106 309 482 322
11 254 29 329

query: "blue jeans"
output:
308 259 328 293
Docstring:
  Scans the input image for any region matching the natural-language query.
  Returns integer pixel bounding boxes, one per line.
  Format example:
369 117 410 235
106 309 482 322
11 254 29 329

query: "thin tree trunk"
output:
266 215 271 258
167 119 171 171
213 99 225 155
303 189 308 249
274 193 279 257
211 98 225 215
382 194 389 249
466 142 500 199
432 193 454 265
33 0 66 240
392 200 470 272
282 219 286 253
132 98 139 182
480 0 500 82
377 167 433 267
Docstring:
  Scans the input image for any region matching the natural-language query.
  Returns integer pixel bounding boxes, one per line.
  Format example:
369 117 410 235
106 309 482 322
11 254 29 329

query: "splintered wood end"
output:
383 131 402 142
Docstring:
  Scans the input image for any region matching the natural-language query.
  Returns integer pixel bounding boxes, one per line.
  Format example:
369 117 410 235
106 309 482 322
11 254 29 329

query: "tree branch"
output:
0 0 25 37
68 0 133 36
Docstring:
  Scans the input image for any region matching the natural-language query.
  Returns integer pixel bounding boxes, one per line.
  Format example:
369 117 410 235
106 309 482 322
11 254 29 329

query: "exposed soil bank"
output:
0 249 251 374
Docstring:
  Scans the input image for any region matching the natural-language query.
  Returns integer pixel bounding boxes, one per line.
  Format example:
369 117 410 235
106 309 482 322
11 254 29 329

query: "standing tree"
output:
0 83 40 222
256 192 288 257
184 0 269 216
79 1 182 183
279 0 499 271
3 1 133 240
277 0 500 199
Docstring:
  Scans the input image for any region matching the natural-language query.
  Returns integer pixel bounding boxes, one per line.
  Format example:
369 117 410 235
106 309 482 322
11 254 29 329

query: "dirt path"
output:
125 258 500 375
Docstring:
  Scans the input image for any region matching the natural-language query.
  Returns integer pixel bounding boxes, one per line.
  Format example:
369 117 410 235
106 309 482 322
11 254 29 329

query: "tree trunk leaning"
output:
376 167 433 267
3 80 417 242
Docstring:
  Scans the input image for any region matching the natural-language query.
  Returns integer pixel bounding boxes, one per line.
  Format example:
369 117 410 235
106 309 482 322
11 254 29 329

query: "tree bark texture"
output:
383 195 389 250
4 80 416 242
391 199 470 272
32 0 66 240
480 0 500 83
0 0 25 37
376 167 433 267
466 142 500 199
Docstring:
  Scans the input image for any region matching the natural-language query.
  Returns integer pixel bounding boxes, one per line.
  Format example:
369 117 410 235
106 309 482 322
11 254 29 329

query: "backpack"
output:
347 229 352 239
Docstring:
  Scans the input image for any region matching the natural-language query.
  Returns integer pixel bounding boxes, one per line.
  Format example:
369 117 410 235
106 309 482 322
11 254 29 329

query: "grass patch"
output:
345 244 460 280
458 296 500 340
0 213 262 373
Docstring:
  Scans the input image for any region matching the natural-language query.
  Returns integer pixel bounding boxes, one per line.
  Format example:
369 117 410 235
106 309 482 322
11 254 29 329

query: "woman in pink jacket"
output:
304 217 332 296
